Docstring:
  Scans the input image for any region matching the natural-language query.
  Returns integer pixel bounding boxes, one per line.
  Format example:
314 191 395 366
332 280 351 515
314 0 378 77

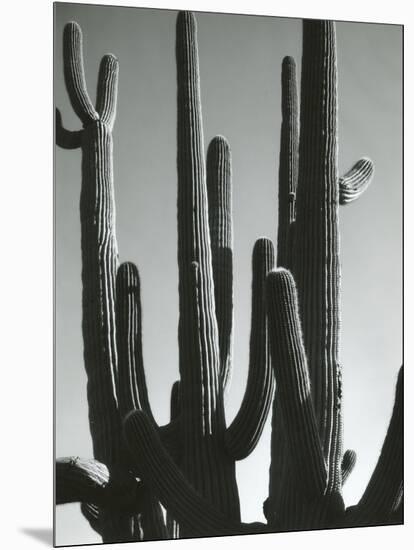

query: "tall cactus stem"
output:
175 13 240 530
176 11 221 433
292 19 342 492
271 54 299 517
80 120 120 465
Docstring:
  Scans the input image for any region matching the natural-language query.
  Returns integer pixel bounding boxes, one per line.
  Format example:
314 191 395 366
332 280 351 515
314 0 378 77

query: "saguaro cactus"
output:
265 19 399 531
55 9 402 544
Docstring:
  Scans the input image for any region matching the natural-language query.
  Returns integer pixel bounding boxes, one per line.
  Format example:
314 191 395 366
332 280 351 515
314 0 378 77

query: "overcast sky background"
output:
54 2 402 546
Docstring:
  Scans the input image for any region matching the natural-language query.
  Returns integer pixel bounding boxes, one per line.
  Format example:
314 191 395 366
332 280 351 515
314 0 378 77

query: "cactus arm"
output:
292 20 342 492
123 410 267 537
266 269 327 496
339 158 374 205
115 260 170 539
352 367 403 525
277 56 299 270
115 262 155 421
95 54 119 129
341 449 357 486
63 22 99 124
206 135 233 392
225 238 275 460
56 457 143 512
55 108 83 149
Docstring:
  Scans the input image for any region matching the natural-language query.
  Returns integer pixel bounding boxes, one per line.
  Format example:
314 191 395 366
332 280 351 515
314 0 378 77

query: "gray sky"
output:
54 2 402 546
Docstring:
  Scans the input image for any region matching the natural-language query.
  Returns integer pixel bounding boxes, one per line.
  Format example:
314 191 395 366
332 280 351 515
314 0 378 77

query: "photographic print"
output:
54 2 403 546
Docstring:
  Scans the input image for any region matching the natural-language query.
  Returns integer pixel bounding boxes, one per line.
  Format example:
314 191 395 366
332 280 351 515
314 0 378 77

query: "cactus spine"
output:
55 10 402 543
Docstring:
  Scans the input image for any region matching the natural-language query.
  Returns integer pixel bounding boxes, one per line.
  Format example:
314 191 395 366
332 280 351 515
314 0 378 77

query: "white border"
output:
2 1 410 549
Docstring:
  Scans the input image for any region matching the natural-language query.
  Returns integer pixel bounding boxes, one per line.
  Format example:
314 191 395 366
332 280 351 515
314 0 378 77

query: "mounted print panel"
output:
54 1 402 546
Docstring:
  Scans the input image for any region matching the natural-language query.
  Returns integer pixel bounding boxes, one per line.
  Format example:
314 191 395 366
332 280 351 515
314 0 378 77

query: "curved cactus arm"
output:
123 410 268 537
339 158 374 205
55 108 83 149
116 261 171 539
352 367 403 525
207 135 233 393
266 269 327 497
277 56 299 270
341 449 357 486
63 22 99 125
292 19 342 492
95 54 119 129
225 238 275 460
55 457 144 512
116 262 155 422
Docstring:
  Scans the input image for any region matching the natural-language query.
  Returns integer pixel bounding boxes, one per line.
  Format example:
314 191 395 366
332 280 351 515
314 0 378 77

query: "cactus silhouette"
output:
55 10 402 544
